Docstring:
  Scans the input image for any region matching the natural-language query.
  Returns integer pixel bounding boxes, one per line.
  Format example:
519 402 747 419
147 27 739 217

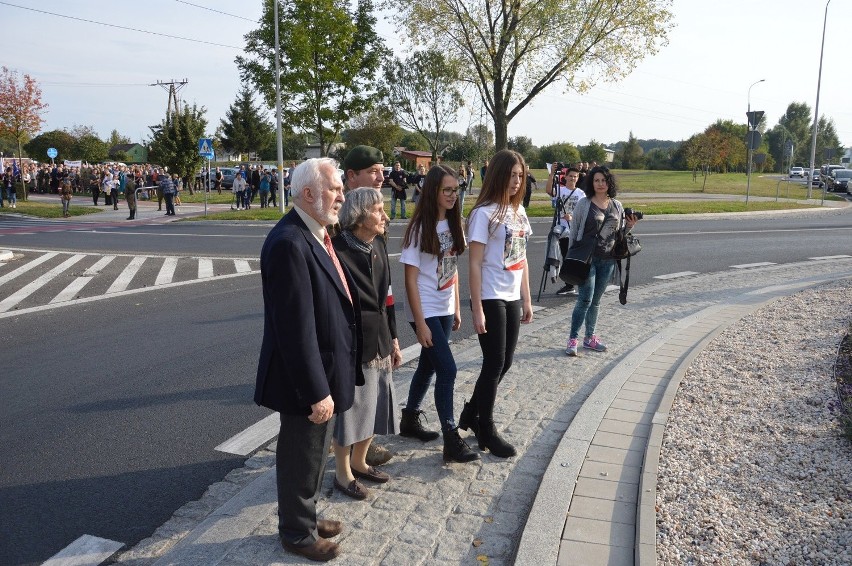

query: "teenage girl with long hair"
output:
459 149 533 458
399 164 479 463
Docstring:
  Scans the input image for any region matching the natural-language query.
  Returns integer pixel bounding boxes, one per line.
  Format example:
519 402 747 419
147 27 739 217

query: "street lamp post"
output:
745 79 765 205
807 0 831 201
274 0 286 214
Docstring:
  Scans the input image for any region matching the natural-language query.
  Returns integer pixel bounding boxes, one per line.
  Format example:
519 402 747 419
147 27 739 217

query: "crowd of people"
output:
252 144 641 562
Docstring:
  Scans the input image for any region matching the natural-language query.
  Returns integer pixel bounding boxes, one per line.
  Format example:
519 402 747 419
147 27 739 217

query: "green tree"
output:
237 0 388 156
399 130 430 152
342 107 402 161
814 116 843 164
443 134 480 163
392 0 673 149
220 85 275 160
74 134 109 162
644 147 674 170
386 49 464 162
148 103 208 192
579 140 608 164
108 129 131 147
538 142 580 167
777 102 812 166
618 132 645 169
24 129 76 162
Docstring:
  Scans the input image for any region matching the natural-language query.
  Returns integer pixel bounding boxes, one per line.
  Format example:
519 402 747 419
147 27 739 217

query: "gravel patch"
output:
657 279 852 565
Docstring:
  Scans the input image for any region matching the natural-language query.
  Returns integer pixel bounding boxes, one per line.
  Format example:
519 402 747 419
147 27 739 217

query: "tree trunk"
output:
16 142 27 201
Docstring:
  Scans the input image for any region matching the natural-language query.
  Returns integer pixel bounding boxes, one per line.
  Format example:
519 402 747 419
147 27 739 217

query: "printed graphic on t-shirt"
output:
502 215 529 271
437 229 457 290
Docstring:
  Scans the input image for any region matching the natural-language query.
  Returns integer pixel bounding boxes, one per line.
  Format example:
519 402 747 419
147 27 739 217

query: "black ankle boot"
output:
399 409 440 442
457 401 479 436
477 422 516 458
442 427 479 463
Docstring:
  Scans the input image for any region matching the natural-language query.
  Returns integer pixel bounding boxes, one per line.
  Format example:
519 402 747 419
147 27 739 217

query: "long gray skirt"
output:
334 357 399 446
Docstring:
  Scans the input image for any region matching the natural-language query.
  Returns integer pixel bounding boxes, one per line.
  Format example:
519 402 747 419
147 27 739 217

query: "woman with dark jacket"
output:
330 187 402 500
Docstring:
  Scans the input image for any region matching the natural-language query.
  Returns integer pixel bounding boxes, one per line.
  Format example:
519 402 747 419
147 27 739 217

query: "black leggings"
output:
469 299 521 425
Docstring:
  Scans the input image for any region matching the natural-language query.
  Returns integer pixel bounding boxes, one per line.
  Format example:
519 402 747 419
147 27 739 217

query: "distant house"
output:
604 148 615 164
109 143 148 164
304 142 345 160
842 147 851 165
398 150 437 170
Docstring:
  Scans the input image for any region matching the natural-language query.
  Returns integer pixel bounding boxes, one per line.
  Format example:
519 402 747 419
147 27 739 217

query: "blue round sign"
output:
47 147 58 159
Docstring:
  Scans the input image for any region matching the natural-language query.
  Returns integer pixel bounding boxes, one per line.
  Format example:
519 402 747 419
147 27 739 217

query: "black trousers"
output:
164 193 175 215
469 299 521 425
277 413 335 547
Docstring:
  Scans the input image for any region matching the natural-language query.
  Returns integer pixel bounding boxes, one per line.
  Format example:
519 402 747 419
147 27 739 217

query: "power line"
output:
0 1 242 49
41 81 150 87
173 0 258 22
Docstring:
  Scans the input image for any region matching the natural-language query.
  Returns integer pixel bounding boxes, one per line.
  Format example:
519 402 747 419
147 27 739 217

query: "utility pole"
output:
150 79 189 120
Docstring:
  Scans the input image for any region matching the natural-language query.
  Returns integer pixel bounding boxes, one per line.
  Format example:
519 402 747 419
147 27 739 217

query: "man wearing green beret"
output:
343 145 385 192
340 145 395 468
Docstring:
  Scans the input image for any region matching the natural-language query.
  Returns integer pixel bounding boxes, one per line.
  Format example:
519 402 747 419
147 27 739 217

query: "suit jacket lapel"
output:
288 210 350 301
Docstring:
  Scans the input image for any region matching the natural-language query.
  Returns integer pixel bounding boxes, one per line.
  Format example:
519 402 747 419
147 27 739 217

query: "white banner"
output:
64 160 82 168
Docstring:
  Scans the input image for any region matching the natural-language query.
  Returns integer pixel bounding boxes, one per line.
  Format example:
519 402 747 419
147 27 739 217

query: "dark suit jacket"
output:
332 234 397 363
255 209 364 416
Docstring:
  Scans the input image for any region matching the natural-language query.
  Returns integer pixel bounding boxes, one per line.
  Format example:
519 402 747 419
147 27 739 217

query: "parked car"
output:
789 167 804 178
826 168 852 193
216 167 239 189
809 170 822 186
382 166 393 189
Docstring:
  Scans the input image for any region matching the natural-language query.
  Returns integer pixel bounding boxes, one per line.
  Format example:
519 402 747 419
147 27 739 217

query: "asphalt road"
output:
0 207 850 565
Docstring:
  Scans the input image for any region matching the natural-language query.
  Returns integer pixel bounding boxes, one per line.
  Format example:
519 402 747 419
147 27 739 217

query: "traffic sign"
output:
47 147 58 159
746 131 762 151
746 111 764 130
198 138 214 159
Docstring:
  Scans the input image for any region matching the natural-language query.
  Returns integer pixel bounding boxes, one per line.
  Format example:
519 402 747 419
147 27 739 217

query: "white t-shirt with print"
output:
467 203 532 301
557 186 584 237
400 219 458 321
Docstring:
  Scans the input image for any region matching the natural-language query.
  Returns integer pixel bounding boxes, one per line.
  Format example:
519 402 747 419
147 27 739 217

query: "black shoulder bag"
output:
558 217 606 286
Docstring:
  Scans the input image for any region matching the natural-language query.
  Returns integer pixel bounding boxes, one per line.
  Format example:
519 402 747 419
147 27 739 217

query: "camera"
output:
624 208 643 220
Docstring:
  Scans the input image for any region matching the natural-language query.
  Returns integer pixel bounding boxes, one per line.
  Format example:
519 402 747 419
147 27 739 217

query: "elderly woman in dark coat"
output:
331 187 403 500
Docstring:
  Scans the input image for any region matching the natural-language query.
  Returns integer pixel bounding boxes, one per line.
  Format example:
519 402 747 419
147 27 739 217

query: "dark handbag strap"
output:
617 255 631 305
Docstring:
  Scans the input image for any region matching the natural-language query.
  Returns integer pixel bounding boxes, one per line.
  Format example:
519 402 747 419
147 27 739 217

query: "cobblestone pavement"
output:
106 257 852 566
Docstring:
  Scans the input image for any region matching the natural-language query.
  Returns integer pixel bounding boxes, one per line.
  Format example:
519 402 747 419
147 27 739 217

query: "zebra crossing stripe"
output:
155 257 179 286
0 254 86 312
234 259 252 273
50 256 116 304
0 252 59 288
106 256 146 293
198 258 214 279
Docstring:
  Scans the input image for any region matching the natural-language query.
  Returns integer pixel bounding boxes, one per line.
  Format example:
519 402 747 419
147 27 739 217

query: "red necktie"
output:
324 232 352 303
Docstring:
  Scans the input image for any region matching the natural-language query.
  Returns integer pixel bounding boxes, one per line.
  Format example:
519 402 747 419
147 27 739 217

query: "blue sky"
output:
2 0 849 150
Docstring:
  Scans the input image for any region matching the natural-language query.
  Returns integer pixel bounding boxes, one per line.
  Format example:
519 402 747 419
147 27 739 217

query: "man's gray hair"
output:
339 187 383 231
290 157 338 200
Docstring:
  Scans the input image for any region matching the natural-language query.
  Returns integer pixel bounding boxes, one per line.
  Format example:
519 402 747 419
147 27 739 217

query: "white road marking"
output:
809 255 852 260
50 255 116 304
42 534 123 566
654 271 698 280
0 251 59 287
388 252 401 258
198 258 214 278
605 284 620 292
0 254 86 313
215 413 280 456
731 262 776 269
106 256 147 294
0 269 258 320
155 256 179 286
233 259 252 273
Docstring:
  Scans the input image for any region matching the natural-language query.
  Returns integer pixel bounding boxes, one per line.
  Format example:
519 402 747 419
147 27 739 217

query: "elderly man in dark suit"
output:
255 157 363 562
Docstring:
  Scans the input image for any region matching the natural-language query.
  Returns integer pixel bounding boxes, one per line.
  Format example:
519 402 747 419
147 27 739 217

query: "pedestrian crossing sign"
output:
198 138 214 159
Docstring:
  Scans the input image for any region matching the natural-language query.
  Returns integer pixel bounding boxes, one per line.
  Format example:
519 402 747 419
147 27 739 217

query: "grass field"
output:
2 200 101 218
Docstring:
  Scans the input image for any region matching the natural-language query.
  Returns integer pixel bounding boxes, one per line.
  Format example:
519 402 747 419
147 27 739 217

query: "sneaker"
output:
556 285 573 296
583 335 607 352
565 338 579 356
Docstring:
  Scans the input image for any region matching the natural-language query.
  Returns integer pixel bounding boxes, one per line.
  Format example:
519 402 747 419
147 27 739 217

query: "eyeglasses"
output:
441 187 459 195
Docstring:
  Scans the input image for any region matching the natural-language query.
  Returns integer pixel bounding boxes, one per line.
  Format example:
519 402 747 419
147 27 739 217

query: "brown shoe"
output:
334 478 369 500
317 519 342 538
365 443 393 466
351 465 390 484
281 537 340 562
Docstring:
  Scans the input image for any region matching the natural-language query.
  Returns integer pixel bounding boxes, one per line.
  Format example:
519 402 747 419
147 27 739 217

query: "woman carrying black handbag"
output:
565 166 640 357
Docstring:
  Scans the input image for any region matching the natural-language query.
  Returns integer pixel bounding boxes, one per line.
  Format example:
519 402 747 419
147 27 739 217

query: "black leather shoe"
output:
281 537 341 562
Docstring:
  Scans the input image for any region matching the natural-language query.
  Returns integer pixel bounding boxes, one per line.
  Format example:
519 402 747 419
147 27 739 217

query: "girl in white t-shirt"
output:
399 164 478 463
460 149 533 459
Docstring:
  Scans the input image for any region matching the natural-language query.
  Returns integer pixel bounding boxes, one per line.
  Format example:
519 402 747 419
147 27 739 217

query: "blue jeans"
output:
405 315 456 431
570 256 616 340
7 188 16 205
391 193 406 219
458 189 466 213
